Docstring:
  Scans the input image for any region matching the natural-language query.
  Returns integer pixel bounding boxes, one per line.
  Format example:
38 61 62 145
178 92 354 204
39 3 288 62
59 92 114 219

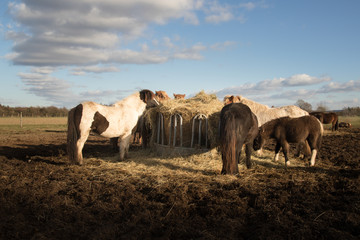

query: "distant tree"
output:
340 107 360 116
296 99 312 112
316 102 328 112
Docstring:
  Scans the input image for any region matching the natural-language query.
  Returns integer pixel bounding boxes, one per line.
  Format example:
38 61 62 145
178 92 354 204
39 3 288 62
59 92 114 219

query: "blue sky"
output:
1 0 359 110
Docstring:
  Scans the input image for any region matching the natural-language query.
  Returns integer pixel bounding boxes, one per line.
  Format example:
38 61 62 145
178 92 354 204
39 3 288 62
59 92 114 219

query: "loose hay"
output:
144 91 223 149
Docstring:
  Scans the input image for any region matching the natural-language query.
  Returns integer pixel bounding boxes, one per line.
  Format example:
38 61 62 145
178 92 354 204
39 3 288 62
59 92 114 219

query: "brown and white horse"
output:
253 115 323 167
67 89 159 165
219 103 258 175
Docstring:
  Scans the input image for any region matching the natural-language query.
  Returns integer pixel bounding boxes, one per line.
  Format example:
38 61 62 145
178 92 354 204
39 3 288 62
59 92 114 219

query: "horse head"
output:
253 127 264 151
173 93 185 99
140 89 159 108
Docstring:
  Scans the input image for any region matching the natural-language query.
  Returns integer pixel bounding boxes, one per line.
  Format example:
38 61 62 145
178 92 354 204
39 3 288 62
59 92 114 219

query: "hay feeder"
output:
145 91 223 157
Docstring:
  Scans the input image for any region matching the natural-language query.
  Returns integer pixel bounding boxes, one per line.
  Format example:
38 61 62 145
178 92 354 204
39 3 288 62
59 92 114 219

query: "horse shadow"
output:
0 143 68 165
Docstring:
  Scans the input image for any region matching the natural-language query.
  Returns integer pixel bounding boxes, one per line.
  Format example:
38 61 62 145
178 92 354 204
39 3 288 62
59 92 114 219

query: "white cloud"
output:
318 80 360 93
213 74 337 104
283 74 331 86
205 1 234 23
71 65 120 75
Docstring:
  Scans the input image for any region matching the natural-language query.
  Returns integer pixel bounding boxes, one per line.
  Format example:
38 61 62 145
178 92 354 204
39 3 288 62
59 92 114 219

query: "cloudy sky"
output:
1 0 359 110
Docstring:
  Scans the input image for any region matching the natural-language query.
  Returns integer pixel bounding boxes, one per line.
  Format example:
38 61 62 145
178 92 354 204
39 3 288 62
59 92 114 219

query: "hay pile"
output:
145 91 223 149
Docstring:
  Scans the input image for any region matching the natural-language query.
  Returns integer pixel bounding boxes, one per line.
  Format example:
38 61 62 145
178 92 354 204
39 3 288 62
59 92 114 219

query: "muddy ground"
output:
0 127 359 239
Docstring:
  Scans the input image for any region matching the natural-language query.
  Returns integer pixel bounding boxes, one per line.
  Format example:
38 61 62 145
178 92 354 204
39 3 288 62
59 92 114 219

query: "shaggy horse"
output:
223 95 309 126
173 93 186 99
67 90 159 165
253 115 323 167
219 103 258 175
310 112 339 131
339 122 352 128
155 90 171 102
223 95 309 156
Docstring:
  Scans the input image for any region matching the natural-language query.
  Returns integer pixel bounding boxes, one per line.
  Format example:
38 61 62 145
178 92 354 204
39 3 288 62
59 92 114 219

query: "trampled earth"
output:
0 127 359 239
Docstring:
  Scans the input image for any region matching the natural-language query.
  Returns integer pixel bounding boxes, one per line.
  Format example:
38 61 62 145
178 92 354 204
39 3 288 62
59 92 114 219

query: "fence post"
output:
20 112 23 128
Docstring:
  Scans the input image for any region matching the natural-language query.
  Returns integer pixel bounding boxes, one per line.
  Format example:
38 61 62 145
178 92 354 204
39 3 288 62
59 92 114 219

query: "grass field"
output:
339 116 360 128
0 117 67 133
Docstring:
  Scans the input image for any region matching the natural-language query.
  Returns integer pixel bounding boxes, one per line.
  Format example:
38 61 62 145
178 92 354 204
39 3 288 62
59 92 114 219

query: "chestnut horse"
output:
253 115 323 168
219 103 258 175
67 90 159 165
155 90 171 102
173 93 185 99
310 112 339 131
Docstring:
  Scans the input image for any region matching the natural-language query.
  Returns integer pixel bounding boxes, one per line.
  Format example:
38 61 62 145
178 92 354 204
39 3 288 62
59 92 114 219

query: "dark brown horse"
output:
253 115 323 168
310 112 339 131
219 103 258 175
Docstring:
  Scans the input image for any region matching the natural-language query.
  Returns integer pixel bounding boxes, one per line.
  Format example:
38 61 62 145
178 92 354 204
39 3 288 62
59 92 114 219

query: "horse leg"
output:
119 133 132 161
310 149 317 166
281 141 291 168
273 142 281 162
245 143 252 169
307 137 318 166
76 130 90 165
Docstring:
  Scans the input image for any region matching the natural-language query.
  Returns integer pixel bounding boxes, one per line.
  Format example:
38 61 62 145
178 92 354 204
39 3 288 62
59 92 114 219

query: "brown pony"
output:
310 112 339 131
253 115 323 167
173 93 185 99
219 103 258 175
155 90 171 102
339 122 352 128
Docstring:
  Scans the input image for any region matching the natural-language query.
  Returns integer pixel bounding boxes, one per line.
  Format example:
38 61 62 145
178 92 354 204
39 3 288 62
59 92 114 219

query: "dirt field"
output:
0 126 359 239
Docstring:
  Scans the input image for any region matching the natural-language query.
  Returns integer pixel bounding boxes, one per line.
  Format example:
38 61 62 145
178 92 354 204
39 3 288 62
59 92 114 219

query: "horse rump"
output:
67 104 82 164
219 103 258 175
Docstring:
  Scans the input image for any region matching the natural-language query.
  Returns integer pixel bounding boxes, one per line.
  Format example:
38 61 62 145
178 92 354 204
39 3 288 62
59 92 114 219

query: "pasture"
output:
0 118 359 239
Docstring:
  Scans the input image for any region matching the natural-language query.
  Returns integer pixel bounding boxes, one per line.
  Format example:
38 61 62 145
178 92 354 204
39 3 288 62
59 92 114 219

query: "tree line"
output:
0 104 68 117
296 100 360 116
1 101 360 117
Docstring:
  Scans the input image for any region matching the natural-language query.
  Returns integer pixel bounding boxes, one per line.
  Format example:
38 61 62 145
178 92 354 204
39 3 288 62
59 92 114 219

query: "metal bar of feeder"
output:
168 115 172 146
161 114 164 145
173 115 177 147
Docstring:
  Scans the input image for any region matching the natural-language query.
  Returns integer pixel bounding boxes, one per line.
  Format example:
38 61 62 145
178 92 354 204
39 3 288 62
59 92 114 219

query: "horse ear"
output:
140 90 150 103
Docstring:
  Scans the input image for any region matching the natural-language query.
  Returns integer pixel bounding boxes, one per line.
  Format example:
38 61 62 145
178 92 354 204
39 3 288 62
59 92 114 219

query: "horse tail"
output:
67 105 81 164
220 113 237 174
316 118 324 150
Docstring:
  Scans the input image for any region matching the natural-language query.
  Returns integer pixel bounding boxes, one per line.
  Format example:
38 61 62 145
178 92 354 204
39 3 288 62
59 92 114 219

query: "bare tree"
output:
296 99 312 112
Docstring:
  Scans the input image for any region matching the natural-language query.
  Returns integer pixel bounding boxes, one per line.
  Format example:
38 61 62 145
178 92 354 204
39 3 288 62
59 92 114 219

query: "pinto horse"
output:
67 90 159 165
310 112 339 131
253 115 323 167
219 103 258 175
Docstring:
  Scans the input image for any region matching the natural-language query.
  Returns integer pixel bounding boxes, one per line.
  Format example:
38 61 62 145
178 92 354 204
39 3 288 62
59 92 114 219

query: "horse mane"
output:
112 92 146 113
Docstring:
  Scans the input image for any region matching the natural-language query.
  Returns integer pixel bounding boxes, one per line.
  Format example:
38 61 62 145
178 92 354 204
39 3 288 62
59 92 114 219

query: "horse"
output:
223 95 309 126
219 103 258 175
223 95 309 156
155 90 171 102
310 112 339 131
253 115 323 168
173 93 185 99
339 122 352 128
67 89 159 165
